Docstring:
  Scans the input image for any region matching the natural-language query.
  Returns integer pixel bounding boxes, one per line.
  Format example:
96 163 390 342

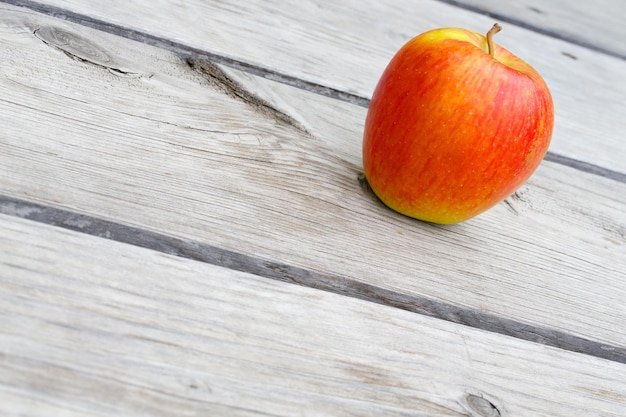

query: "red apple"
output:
363 24 554 224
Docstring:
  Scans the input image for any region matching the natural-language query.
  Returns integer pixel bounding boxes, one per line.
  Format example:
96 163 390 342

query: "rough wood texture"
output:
21 0 626 173
3 213 626 416
2 1 626 415
449 0 626 58
1 5 625 355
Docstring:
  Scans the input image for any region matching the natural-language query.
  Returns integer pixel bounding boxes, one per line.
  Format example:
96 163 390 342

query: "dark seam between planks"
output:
435 0 626 61
3 0 626 184
1 0 368 107
2 193 626 365
543 152 626 183
10 0 626 62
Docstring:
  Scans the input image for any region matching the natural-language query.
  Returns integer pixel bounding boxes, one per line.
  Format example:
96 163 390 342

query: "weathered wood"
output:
2 213 626 416
449 0 626 58
21 0 626 174
1 5 625 356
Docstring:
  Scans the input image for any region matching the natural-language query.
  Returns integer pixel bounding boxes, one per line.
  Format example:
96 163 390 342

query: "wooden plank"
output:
448 0 626 58
2 213 626 416
1 6 626 355
19 0 626 174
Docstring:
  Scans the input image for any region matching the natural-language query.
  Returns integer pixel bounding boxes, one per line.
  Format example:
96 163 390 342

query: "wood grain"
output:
448 0 626 58
15 0 626 174
1 5 625 354
2 213 626 416
5 191 626 365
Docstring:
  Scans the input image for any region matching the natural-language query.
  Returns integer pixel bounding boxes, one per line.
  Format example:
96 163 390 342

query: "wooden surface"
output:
21 0 626 174
1 0 625 415
449 0 626 58
3 213 626 416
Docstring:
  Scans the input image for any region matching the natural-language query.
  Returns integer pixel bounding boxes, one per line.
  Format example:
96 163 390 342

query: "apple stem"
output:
486 23 502 57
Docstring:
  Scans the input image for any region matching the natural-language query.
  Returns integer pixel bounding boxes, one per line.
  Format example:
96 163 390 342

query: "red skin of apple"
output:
363 27 554 224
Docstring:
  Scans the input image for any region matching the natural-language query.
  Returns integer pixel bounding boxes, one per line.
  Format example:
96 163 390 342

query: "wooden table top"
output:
1 0 625 415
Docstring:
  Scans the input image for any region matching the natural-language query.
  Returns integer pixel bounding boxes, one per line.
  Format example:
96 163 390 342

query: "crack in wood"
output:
4 0 625 185
2 193 626 366
187 58 312 137
502 198 519 216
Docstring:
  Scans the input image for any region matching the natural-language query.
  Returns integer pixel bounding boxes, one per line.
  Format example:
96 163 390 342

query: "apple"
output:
362 24 554 224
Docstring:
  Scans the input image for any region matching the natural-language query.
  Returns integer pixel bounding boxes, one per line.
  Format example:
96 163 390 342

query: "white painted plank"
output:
1 6 626 352
2 213 626 416
452 0 626 57
30 0 626 173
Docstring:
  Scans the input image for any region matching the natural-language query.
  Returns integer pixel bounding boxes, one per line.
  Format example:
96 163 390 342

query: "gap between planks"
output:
3 0 626 184
2 193 626 366
5 212 626 416
436 0 626 61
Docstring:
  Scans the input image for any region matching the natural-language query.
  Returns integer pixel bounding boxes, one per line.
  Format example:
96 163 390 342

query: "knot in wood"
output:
34 26 114 68
466 394 501 417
